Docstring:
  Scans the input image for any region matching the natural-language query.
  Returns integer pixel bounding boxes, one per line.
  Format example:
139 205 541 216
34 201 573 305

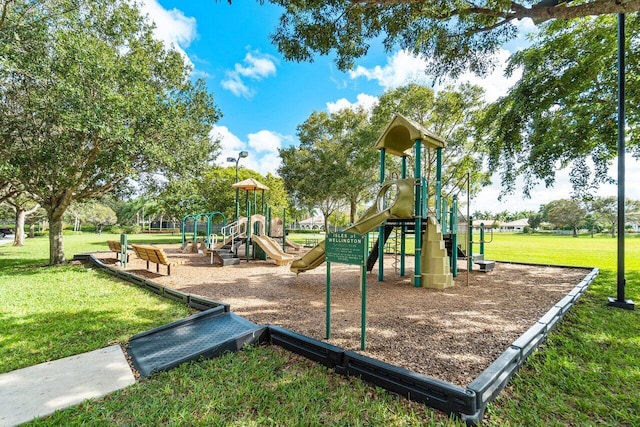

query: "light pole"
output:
227 151 249 222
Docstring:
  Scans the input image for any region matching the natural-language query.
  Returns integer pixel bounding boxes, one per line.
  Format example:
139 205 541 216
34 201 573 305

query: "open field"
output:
1 232 639 425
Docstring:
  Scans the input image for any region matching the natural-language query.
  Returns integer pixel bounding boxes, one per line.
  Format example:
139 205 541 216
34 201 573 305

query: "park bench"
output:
131 244 184 276
106 240 131 262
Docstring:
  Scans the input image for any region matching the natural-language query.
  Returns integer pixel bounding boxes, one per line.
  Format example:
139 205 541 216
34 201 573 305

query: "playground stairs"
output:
443 234 467 258
211 237 245 266
420 216 454 289
209 248 241 266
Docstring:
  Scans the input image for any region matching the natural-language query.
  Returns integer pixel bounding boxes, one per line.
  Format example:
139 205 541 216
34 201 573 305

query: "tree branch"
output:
349 0 640 23
0 0 16 31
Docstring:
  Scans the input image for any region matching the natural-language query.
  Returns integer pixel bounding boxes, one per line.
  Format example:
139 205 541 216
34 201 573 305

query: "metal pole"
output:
401 156 407 276
246 193 251 262
451 196 458 277
467 172 471 286
435 147 442 222
414 139 423 288
609 13 634 309
326 261 331 339
282 208 287 252
378 149 386 281
235 161 240 222
361 233 368 350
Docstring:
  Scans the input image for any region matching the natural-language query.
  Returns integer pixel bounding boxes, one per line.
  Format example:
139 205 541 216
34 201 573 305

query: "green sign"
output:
326 232 366 265
325 231 369 350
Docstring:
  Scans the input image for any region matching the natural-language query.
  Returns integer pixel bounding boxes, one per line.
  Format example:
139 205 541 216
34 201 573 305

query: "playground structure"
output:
291 113 472 289
180 178 296 266
79 107 592 422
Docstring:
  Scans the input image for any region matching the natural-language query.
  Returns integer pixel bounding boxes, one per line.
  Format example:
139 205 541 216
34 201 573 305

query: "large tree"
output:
296 108 378 224
545 199 586 237
478 15 638 198
280 108 378 228
3 193 40 246
280 142 342 231
248 0 640 78
0 0 221 264
590 196 640 237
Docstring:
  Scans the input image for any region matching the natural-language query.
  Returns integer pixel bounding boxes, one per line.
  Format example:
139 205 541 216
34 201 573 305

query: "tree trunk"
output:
13 208 26 246
322 210 330 233
349 199 357 225
29 222 35 238
572 226 578 238
48 208 66 265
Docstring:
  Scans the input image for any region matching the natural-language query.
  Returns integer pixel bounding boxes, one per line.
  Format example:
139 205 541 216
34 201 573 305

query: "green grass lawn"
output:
1 231 639 425
485 232 640 271
0 233 190 373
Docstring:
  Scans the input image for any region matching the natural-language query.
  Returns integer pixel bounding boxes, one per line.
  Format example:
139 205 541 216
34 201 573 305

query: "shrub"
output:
125 225 142 234
110 226 123 235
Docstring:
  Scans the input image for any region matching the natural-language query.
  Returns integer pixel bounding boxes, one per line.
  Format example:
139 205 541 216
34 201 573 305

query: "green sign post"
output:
325 231 369 350
120 233 128 268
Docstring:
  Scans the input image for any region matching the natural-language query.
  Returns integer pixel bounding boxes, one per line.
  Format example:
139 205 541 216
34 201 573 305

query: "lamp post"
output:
227 151 249 222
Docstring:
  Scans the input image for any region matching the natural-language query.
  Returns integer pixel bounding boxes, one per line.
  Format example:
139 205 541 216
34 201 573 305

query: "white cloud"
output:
350 48 521 103
212 125 285 176
211 125 244 155
349 50 432 89
221 78 252 98
248 130 282 153
222 51 278 98
326 93 379 114
138 0 197 66
472 170 574 213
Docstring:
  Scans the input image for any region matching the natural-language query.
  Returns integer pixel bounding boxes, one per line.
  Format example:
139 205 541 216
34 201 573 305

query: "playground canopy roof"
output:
375 113 446 157
232 178 269 191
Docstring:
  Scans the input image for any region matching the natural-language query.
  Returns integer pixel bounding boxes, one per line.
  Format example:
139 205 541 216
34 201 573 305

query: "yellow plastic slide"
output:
290 179 415 274
252 234 296 266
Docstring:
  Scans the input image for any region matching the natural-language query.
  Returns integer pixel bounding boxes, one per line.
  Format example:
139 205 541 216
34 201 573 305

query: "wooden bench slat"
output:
131 244 184 275
107 240 131 261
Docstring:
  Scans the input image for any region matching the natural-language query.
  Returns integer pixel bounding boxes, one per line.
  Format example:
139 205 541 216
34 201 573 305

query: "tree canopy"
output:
0 0 221 264
478 15 638 199
544 198 586 236
245 0 640 78
589 196 640 237
279 108 374 230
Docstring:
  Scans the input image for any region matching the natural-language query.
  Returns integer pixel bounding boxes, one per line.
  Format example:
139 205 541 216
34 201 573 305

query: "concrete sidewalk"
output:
0 345 135 426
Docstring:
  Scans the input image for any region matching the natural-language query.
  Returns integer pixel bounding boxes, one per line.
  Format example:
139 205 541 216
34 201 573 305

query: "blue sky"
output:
139 0 639 214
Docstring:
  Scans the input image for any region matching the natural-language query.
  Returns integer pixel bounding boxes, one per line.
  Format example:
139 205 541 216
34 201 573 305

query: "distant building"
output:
298 216 327 230
499 218 529 233
472 219 499 230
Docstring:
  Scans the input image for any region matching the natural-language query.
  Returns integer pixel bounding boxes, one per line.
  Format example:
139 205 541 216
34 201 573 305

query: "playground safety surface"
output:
98 246 589 387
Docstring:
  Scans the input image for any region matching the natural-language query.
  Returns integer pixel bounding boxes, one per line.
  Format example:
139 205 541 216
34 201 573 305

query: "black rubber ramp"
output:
128 308 266 377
